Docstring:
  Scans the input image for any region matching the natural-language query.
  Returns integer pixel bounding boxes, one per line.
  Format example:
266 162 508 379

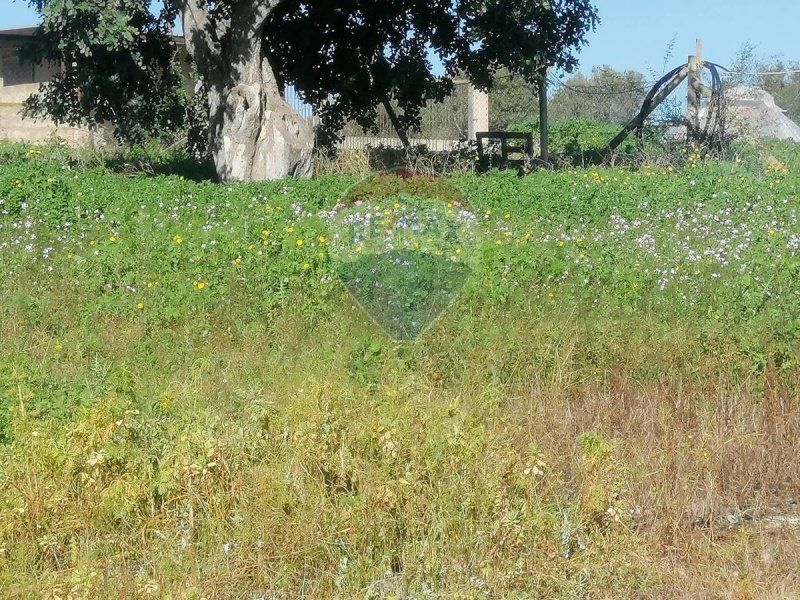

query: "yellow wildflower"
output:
159 394 172 410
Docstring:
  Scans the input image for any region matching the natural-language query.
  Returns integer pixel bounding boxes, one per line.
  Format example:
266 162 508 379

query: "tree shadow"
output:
101 145 216 181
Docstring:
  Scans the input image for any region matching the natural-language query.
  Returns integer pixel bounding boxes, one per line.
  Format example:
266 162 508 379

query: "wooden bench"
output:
476 131 534 167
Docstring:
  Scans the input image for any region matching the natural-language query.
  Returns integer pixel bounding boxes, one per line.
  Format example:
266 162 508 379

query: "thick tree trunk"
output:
180 0 314 182
206 51 314 181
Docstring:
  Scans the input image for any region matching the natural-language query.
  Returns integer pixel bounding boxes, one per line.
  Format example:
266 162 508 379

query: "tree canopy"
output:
20 1 185 143
266 1 598 144
548 66 648 125
21 0 599 180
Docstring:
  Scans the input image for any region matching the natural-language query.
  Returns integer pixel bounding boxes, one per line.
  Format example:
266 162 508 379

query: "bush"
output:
509 117 658 165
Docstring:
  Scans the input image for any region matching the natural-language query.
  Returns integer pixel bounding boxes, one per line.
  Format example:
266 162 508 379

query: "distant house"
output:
0 27 60 87
0 27 107 145
0 26 195 146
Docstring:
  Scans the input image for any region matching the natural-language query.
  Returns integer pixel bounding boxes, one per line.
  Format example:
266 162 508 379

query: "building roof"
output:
0 26 184 44
0 27 39 39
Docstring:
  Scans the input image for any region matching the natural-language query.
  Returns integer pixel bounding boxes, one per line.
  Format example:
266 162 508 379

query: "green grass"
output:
1 141 799 598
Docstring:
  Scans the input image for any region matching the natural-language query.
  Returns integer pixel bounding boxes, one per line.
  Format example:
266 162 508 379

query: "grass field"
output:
1 141 800 599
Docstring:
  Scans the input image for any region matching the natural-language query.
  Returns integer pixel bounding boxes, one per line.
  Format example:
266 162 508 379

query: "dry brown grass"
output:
2 303 800 598
499 361 800 598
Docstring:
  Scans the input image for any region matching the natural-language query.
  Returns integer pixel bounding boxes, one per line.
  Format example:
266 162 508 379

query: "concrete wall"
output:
0 104 109 146
0 83 112 147
0 38 113 147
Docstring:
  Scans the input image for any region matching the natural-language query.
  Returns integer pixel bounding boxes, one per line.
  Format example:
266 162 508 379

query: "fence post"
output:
538 69 549 162
467 83 489 141
687 38 703 142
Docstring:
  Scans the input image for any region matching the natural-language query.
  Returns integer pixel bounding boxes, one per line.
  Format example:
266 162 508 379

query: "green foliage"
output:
509 117 640 164
271 0 598 145
22 0 186 144
580 430 614 467
1 143 799 596
548 66 648 125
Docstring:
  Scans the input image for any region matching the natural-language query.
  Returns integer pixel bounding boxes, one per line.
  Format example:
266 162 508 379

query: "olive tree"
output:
22 0 598 181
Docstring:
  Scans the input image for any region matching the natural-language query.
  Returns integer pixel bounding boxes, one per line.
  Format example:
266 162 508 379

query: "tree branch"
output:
231 0 288 40
382 96 412 151
175 0 221 78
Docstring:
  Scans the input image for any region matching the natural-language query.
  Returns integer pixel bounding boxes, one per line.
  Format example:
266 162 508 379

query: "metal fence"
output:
281 70 706 152
283 81 482 151
283 84 314 121
485 70 676 130
339 83 470 151
284 54 800 156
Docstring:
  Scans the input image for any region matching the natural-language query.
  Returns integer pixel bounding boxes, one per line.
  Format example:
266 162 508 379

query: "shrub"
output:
509 117 659 165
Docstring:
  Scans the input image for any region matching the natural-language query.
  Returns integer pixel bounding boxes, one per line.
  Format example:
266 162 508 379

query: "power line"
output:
724 68 800 76
546 67 800 97
546 74 653 96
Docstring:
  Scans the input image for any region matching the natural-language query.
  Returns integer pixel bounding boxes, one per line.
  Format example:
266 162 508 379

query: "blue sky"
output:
3 0 799 77
575 0 800 77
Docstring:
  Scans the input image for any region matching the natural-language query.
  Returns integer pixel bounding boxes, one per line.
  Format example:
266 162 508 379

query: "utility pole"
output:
538 69 549 163
687 38 703 143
